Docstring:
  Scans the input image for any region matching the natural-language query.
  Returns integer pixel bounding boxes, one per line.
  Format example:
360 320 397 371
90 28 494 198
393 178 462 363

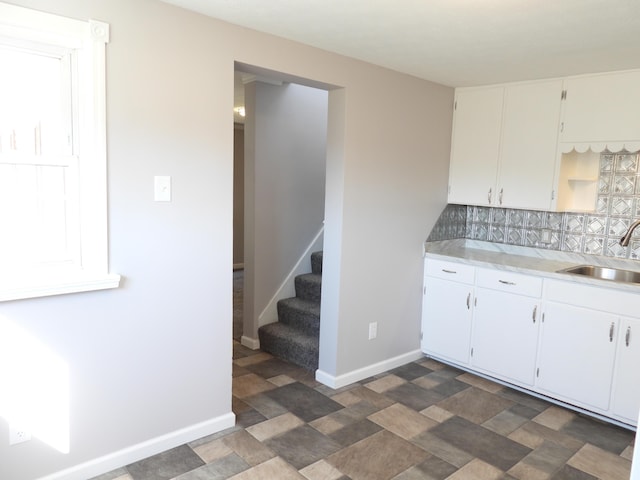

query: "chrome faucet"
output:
619 219 640 246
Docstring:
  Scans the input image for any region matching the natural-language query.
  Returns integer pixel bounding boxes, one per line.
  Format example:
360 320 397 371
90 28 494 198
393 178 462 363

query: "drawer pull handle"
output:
532 306 537 323
466 292 471 309
498 280 516 286
609 322 615 342
626 326 631 347
442 269 457 274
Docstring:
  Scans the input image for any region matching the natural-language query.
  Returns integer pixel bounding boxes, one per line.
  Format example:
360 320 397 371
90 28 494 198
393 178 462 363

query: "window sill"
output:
0 271 121 302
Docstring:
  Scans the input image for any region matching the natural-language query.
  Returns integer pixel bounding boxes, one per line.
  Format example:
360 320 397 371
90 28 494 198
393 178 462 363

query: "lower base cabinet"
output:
471 287 540 386
422 276 473 365
421 258 640 428
611 317 640 424
536 302 618 412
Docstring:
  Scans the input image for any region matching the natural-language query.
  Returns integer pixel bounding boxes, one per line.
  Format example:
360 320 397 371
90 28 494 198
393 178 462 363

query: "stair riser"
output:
258 327 319 371
311 251 323 275
277 303 320 336
295 274 321 303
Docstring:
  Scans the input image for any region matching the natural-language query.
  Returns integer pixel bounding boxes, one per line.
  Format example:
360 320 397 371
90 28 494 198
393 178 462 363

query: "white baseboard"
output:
316 349 424 389
240 335 260 350
38 412 236 480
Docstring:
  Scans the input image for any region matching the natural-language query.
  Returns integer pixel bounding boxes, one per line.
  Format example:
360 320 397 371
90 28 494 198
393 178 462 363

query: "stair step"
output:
277 297 320 336
311 251 323 275
295 273 322 303
258 322 319 371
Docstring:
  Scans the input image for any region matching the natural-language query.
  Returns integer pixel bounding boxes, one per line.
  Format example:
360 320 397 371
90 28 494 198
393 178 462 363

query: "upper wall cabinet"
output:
448 80 563 210
499 80 563 210
560 70 640 153
448 87 503 207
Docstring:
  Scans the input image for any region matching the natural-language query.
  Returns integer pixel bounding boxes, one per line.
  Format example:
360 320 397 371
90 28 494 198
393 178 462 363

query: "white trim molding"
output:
315 349 424 389
37 413 236 480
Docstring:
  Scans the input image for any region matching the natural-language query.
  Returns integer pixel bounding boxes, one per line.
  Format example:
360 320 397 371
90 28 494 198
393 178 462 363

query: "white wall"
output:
0 2 234 479
0 1 453 479
243 81 328 341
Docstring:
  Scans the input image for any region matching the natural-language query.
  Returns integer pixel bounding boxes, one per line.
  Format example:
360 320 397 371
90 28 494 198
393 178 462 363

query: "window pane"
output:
0 47 68 161
0 164 72 265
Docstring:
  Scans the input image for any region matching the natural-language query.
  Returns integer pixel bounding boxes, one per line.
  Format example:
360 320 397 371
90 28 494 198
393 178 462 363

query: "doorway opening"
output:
232 64 332 369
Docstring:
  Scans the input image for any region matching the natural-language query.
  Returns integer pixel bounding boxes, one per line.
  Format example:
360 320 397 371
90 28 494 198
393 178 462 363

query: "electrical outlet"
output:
368 322 377 340
9 425 31 445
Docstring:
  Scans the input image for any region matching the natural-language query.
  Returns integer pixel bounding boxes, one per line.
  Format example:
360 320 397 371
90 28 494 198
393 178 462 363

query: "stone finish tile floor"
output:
92 342 635 480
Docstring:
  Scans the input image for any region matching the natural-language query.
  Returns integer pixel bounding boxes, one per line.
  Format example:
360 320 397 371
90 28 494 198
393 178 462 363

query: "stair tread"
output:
260 322 319 344
278 297 320 314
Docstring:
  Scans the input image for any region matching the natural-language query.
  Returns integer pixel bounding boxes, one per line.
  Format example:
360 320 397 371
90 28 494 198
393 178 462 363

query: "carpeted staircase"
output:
258 251 322 370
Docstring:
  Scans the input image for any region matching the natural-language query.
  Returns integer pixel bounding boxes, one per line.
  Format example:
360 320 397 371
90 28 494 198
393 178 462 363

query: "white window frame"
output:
0 3 120 301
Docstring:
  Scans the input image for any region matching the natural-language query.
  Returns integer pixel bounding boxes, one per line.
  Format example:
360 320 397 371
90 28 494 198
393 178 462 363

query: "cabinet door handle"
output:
532 305 537 323
442 269 457 274
609 322 615 342
498 280 516 286
626 326 631 347
499 188 503 206
488 188 492 204
466 292 471 310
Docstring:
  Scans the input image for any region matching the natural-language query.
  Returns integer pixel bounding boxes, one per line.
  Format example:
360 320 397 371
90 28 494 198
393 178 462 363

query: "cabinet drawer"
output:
545 279 640 317
425 258 475 284
476 268 542 297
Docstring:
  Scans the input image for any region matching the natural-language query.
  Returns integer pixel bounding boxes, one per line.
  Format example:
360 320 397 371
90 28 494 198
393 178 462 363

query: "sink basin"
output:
557 265 640 284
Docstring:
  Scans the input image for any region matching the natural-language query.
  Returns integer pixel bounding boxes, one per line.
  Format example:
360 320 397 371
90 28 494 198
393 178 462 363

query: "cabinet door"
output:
422 276 473 365
498 80 563 210
611 317 640 425
537 302 618 411
448 87 503 206
561 70 640 144
471 288 540 385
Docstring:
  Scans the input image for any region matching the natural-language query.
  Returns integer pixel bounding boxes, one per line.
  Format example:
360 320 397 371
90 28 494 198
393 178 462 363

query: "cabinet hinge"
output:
551 189 555 200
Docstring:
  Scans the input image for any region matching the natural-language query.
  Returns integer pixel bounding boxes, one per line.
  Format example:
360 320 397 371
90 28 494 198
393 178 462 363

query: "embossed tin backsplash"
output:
428 151 640 260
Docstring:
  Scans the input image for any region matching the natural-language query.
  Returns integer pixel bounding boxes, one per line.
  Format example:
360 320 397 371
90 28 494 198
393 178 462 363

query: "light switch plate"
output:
154 176 171 202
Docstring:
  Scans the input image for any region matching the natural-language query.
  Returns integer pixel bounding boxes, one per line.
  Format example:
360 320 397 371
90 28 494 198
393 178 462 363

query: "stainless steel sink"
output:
557 265 640 284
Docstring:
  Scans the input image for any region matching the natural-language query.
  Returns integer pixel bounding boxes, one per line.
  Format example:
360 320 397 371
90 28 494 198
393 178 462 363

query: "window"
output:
0 3 119 301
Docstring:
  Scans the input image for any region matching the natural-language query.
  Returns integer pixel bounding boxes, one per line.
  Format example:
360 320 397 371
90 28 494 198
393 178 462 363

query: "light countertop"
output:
425 239 640 293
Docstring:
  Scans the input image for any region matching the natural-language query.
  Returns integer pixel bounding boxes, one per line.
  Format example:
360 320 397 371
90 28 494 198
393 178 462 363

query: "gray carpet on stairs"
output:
258 251 322 370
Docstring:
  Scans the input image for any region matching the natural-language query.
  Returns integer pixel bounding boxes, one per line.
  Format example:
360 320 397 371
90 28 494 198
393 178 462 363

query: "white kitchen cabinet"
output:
422 259 474 365
422 256 640 427
470 269 542 385
536 301 618 412
447 80 562 210
611 317 640 424
498 80 563 210
448 87 503 207
560 70 640 148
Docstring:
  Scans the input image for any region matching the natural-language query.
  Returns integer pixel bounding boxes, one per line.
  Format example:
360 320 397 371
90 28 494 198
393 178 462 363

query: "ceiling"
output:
161 0 640 88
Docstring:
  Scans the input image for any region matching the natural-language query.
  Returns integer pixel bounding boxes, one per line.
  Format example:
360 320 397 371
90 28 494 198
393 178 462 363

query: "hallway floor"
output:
93 343 635 480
